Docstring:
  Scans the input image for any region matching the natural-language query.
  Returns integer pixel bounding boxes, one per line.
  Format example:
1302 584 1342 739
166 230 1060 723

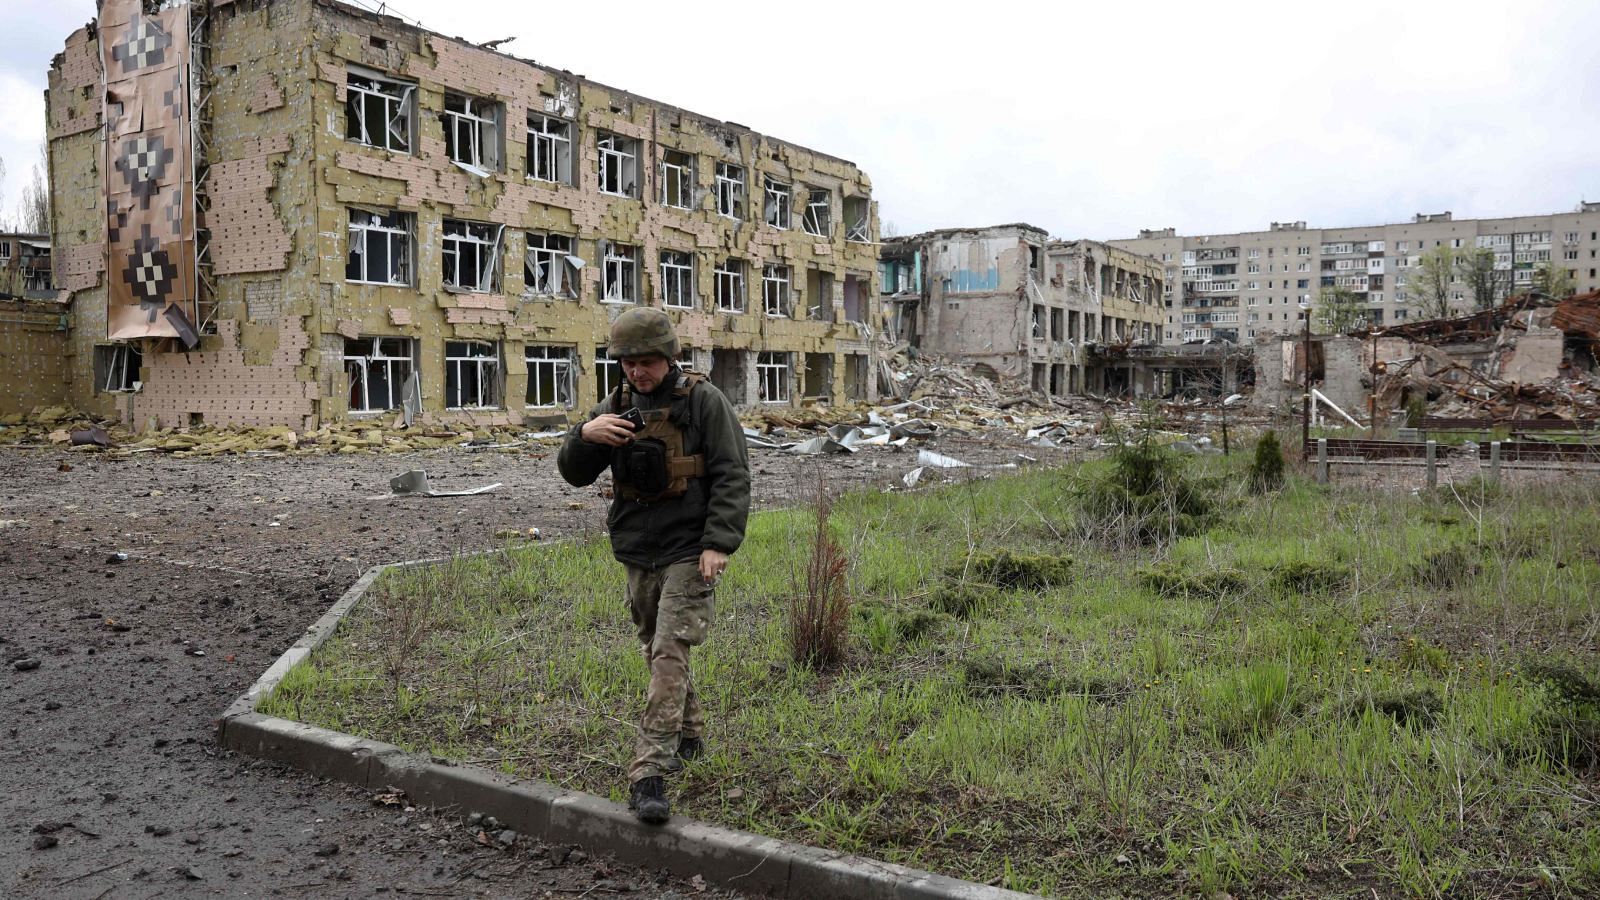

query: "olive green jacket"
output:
557 368 751 569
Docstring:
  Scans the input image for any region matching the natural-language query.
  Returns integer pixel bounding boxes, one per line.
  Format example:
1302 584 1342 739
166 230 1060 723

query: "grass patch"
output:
263 457 1600 898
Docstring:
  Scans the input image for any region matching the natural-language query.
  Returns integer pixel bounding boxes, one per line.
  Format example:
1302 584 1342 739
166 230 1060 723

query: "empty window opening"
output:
763 177 791 228
660 149 694 209
802 188 831 237
762 264 791 317
1050 308 1064 341
658 250 695 309
444 341 501 409
715 162 745 219
806 269 834 321
441 219 502 293
845 353 868 401
597 132 639 197
346 69 414 153
524 232 578 298
1031 362 1047 392
526 114 572 184
1031 305 1045 340
803 353 833 400
525 345 575 408
842 274 864 322
844 196 870 242
757 351 790 404
346 209 412 286
1050 364 1065 395
710 348 745 401
344 337 414 413
1028 244 1041 273
601 243 638 303
591 349 624 402
95 344 142 393
715 259 746 313
442 92 501 173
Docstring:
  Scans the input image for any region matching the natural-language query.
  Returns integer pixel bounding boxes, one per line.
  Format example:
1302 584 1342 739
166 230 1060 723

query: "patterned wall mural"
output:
100 0 197 342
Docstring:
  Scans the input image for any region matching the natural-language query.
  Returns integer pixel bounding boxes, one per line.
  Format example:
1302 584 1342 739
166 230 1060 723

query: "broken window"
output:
757 351 790 404
715 259 746 313
844 196 870 242
762 264 791 317
344 337 415 412
597 132 639 198
601 243 638 303
346 209 412 286
1031 306 1045 340
806 269 833 321
526 114 572 184
525 345 575 408
1050 308 1064 341
660 149 695 209
715 162 745 219
442 92 502 174
802 188 831 237
444 340 501 409
763 177 791 229
524 232 578 298
594 349 622 400
346 69 414 153
0 240 10 263
659 250 695 309
441 219 502 293
94 344 142 393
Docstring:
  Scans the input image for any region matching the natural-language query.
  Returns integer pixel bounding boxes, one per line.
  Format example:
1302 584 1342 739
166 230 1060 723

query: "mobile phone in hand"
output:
620 407 644 429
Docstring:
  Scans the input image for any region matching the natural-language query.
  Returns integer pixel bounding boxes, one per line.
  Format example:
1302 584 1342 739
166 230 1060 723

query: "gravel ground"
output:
0 434 1053 899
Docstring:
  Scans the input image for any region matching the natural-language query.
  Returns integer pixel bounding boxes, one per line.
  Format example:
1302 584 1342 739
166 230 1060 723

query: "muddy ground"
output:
0 434 1051 899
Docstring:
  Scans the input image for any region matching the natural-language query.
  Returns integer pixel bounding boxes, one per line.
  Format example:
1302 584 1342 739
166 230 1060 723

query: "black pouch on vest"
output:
620 439 671 495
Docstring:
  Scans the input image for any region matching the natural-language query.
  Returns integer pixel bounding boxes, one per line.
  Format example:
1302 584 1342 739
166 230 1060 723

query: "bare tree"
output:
19 143 49 235
1411 245 1460 319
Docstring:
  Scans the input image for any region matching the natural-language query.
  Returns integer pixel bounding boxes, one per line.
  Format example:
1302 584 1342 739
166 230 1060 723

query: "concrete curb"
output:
218 553 1039 900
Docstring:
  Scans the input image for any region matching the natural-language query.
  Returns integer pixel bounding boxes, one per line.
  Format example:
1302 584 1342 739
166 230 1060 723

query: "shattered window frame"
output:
526 113 573 185
346 68 415 153
801 187 831 238
0 240 10 262
756 351 790 404
715 258 746 313
523 232 578 299
844 196 870 242
762 263 791 317
96 343 142 393
346 208 413 286
659 250 695 309
441 219 503 294
659 149 695 210
524 345 576 409
444 340 502 410
597 132 639 198
344 336 416 414
715 162 745 219
601 243 638 303
763 177 791 229
442 92 502 173
594 350 622 401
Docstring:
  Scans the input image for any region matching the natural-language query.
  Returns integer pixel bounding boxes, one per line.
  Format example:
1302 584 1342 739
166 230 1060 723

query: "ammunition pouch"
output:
611 371 708 503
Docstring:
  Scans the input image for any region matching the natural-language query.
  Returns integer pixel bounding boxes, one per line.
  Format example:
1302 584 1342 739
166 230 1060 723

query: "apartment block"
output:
879 225 1164 395
38 0 880 428
1113 205 1600 345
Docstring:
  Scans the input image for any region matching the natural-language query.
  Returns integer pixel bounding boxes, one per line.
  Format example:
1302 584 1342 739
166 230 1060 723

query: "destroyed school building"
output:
34 0 881 431
1254 290 1600 424
1113 205 1600 346
880 224 1197 398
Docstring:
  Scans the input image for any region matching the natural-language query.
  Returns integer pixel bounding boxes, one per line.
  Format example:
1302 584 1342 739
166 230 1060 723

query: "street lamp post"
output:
1300 301 1313 460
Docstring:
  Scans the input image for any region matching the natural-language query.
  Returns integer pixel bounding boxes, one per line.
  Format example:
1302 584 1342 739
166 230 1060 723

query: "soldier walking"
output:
557 308 751 824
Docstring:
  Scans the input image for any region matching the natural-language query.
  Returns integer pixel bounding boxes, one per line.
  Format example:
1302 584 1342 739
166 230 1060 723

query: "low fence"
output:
1302 437 1600 486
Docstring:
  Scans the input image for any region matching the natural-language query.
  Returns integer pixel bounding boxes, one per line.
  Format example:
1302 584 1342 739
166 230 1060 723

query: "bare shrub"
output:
788 484 851 670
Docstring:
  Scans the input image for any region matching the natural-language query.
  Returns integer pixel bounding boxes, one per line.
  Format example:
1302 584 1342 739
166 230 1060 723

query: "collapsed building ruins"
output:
31 0 883 430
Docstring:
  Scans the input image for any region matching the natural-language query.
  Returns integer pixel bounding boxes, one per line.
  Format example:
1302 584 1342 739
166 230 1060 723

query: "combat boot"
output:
677 735 705 762
628 775 670 824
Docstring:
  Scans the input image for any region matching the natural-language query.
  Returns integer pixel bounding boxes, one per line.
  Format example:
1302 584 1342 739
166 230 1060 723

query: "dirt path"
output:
0 436 1052 899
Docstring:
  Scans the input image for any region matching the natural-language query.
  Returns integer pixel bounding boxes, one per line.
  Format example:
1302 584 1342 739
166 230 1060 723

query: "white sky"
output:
4 0 1598 238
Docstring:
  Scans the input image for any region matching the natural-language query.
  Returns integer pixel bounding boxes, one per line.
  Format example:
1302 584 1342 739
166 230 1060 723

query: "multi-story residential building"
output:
0 234 54 300
879 225 1164 395
37 0 880 428
1113 206 1600 345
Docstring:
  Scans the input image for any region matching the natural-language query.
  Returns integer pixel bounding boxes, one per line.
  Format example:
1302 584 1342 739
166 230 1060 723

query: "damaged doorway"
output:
804 353 833 401
845 354 869 401
711 349 747 404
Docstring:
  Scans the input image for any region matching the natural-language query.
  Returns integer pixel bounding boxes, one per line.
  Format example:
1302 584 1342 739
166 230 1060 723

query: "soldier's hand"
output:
581 414 636 446
699 549 729 584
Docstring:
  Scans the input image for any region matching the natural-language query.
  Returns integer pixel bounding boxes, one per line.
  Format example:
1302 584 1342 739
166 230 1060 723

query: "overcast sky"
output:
4 0 1597 238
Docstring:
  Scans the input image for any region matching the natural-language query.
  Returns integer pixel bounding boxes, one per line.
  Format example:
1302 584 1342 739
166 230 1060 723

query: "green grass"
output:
262 454 1600 898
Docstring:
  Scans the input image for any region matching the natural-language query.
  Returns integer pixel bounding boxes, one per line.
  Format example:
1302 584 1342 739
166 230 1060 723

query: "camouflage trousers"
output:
623 560 715 782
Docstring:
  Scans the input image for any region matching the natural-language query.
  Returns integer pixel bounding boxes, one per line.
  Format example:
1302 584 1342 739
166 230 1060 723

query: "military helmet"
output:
608 307 680 359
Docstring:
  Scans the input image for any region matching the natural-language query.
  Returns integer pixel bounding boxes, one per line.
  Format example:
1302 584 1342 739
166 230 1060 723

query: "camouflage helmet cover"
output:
608 307 680 359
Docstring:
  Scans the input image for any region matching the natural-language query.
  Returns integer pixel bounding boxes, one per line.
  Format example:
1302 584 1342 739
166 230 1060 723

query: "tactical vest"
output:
610 371 708 503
